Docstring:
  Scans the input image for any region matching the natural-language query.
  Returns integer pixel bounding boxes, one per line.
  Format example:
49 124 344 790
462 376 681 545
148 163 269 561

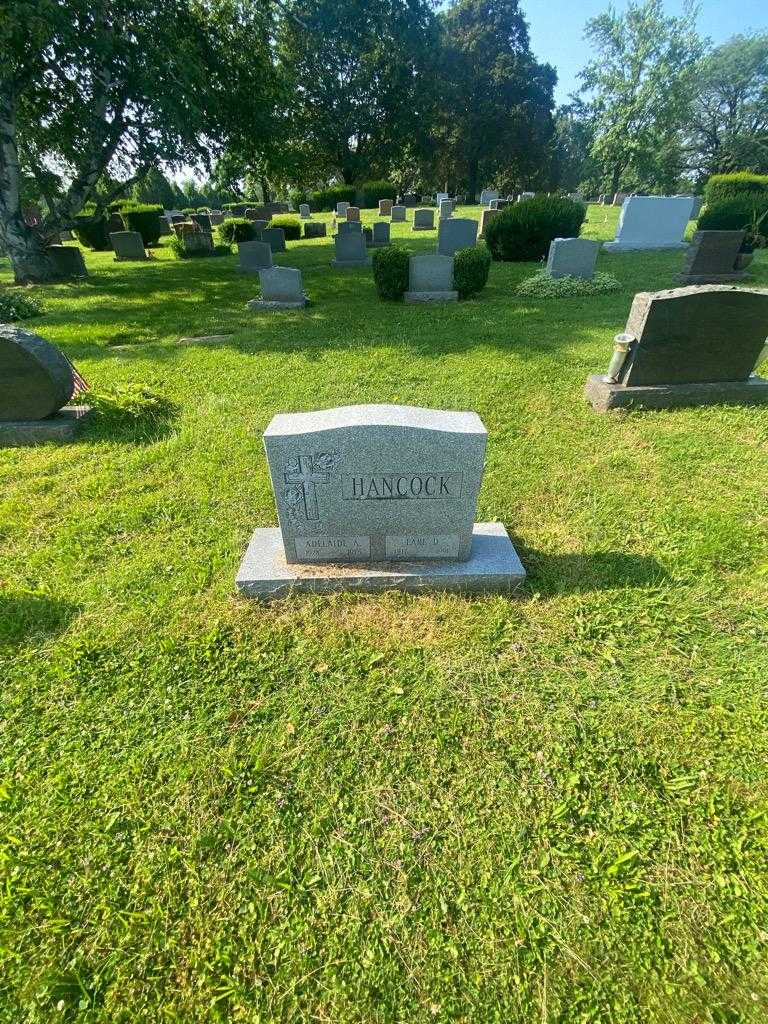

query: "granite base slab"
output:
246 298 307 311
411 225 434 231
404 290 459 303
603 241 688 253
0 406 92 446
236 522 526 599
330 258 372 268
675 272 749 285
585 374 768 412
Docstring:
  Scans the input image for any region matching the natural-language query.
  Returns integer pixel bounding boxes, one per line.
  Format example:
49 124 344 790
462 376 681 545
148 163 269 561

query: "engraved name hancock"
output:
342 472 462 500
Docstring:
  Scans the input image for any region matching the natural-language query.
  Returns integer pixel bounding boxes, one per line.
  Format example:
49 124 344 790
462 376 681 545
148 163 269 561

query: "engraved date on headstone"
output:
294 535 370 561
385 534 460 558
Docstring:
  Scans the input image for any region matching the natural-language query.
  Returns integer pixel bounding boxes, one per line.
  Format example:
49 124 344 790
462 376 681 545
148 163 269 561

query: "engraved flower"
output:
285 456 301 476
313 452 340 471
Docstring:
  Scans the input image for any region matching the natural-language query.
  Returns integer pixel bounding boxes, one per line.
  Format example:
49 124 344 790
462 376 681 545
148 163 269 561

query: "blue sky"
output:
523 0 768 104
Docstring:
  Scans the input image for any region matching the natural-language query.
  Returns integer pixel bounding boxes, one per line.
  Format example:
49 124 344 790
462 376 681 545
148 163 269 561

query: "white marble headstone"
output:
604 196 694 252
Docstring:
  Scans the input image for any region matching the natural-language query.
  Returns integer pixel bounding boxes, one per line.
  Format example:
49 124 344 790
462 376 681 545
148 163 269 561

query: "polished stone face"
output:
437 218 477 256
372 222 390 244
109 231 146 260
679 231 745 282
619 286 768 386
237 240 273 272
259 267 304 303
391 205 406 222
261 227 286 252
546 238 600 279
304 222 326 238
333 232 368 264
408 255 454 293
413 208 435 230
262 405 488 564
604 196 694 251
0 325 77 421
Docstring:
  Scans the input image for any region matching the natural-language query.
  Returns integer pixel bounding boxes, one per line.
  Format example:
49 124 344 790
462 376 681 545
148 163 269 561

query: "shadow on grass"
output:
518 545 667 594
0 591 79 647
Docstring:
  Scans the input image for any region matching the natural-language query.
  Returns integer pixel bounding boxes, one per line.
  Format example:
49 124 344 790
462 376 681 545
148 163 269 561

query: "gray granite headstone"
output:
585 286 768 411
480 189 499 206
236 405 526 596
604 196 694 252
439 199 453 221
49 245 87 278
262 227 286 252
337 221 362 236
331 232 371 267
677 231 747 285
371 221 390 246
479 209 500 239
304 222 327 239
266 405 486 562
546 237 600 279
391 205 406 222
437 218 478 257
110 231 147 261
210 212 224 226
237 240 273 273
191 213 212 231
251 219 268 237
336 201 349 218
413 208 435 231
247 267 307 310
379 199 393 216
0 325 91 445
404 254 457 303
299 203 311 219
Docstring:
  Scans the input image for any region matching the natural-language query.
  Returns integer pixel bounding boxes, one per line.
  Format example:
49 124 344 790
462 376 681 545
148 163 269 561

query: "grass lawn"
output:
1 206 768 1023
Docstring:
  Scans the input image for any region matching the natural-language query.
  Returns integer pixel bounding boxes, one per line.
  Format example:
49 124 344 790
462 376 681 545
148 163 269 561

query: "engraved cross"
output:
285 456 329 520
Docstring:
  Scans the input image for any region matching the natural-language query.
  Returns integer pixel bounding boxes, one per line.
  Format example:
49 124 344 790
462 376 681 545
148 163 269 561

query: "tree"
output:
551 99 598 194
436 0 557 198
131 167 177 208
685 34 768 180
580 0 703 195
0 0 280 283
277 0 440 185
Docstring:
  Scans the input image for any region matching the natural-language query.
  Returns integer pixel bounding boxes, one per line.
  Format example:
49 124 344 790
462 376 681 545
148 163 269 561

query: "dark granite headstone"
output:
191 213 212 231
620 287 768 386
304 222 327 239
48 245 88 278
585 286 768 411
677 230 747 285
0 325 82 420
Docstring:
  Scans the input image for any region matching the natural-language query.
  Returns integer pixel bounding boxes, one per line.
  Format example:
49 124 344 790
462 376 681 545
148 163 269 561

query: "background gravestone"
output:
262 227 286 252
346 206 361 222
299 203 311 219
413 208 435 231
603 196 694 252
48 246 88 278
378 199 393 216
0 325 91 445
479 209 500 239
677 231 747 285
237 240 273 273
371 222 390 246
247 267 307 310
546 238 600 279
236 404 526 597
304 222 327 239
331 232 371 267
337 221 362 236
585 286 768 411
336 201 349 218
110 231 147 261
404 254 458 303
391 205 406 223
437 218 477 257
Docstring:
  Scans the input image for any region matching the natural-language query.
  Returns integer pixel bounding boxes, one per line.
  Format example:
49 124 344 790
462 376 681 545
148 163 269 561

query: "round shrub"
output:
73 212 111 251
121 204 163 246
268 214 301 241
372 245 410 301
218 218 257 244
0 290 43 321
698 196 768 238
515 271 621 298
704 172 768 207
484 196 587 262
454 245 491 299
360 180 397 208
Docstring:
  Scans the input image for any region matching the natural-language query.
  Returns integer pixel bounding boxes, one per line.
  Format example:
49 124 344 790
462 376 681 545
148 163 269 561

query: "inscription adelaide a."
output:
342 472 462 501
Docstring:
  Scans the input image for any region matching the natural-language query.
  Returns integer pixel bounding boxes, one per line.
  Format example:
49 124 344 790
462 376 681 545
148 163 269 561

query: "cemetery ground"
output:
1 206 768 1023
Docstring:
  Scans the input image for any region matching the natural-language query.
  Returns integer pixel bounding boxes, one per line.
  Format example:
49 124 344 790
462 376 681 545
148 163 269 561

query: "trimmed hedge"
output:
454 245 491 299
311 185 357 212
698 196 768 231
372 245 410 300
122 204 163 246
73 212 111 251
484 196 586 262
222 200 260 210
704 172 768 207
218 218 257 244
268 214 301 241
360 180 397 208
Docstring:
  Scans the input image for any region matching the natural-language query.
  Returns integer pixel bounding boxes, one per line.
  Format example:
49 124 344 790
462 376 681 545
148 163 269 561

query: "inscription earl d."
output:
342 472 463 501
